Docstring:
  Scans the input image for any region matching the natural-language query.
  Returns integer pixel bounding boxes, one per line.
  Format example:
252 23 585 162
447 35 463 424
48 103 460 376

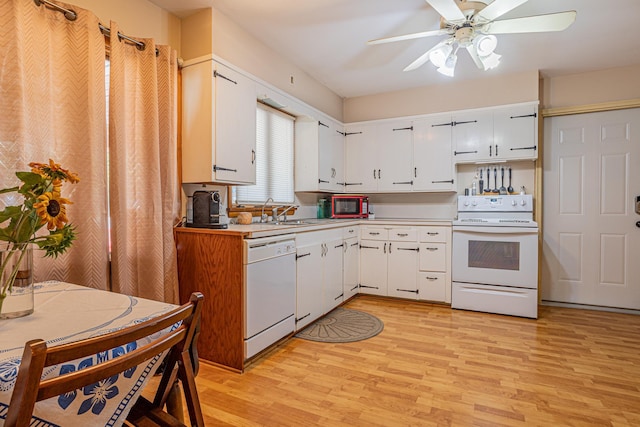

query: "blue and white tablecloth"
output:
0 281 177 427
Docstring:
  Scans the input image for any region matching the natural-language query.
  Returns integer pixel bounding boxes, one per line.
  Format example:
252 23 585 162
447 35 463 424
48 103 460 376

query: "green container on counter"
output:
317 198 331 219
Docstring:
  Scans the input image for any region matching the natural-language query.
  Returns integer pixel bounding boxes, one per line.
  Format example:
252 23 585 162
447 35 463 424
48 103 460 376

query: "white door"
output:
542 108 640 309
344 124 377 193
493 103 538 160
317 119 333 191
295 243 324 330
343 237 359 300
323 239 344 312
329 120 345 192
387 242 419 299
413 116 455 191
452 110 493 163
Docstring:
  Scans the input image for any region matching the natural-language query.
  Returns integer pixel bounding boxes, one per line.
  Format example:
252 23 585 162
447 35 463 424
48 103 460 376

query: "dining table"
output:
0 281 178 427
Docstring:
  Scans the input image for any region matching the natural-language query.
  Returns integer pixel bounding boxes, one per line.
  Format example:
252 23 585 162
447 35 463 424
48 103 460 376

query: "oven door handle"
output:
453 226 538 235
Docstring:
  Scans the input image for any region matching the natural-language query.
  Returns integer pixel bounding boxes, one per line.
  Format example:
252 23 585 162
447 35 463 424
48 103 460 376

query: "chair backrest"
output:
5 292 204 427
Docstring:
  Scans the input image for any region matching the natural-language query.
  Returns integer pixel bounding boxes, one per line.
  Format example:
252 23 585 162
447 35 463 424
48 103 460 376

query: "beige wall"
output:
343 70 539 123
67 0 181 51
180 8 344 121
541 64 640 110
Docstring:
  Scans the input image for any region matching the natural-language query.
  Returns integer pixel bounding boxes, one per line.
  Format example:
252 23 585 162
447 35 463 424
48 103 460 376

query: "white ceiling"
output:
149 0 640 98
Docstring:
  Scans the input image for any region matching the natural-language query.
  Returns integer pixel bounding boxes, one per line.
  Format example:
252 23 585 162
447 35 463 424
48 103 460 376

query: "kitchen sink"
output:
270 220 307 226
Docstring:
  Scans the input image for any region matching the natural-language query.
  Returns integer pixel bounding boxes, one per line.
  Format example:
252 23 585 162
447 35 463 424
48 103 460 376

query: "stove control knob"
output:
463 200 470 207
511 200 517 206
471 200 477 206
520 199 527 206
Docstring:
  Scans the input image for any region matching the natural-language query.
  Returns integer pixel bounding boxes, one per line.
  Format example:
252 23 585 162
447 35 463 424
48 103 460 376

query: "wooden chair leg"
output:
166 382 185 423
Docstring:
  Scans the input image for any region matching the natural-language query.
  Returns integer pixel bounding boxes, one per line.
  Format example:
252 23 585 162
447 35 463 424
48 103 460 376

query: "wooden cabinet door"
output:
493 103 538 160
323 238 344 313
452 110 493 163
376 120 414 192
413 116 455 191
214 63 257 184
359 239 387 296
295 243 324 330
387 241 419 299
343 237 359 300
344 124 377 193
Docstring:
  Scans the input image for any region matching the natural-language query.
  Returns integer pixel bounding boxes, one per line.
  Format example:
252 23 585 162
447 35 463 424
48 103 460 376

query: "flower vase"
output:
0 246 34 319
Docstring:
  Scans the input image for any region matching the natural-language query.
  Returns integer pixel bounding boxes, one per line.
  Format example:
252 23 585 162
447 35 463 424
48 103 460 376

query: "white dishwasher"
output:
243 234 297 359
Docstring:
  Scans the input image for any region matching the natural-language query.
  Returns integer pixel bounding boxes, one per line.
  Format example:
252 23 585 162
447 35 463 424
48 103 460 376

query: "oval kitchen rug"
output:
295 307 384 343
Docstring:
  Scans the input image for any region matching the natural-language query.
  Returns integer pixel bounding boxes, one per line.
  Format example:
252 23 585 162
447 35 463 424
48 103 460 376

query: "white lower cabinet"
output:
295 229 344 330
343 226 360 301
418 226 451 303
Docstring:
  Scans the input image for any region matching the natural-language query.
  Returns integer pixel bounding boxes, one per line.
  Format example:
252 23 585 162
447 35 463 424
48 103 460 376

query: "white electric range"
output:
452 195 539 318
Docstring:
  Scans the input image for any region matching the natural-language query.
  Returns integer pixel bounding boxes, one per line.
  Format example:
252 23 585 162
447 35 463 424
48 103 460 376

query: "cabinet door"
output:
387 242 419 299
359 240 387 296
413 116 455 191
214 63 257 184
419 242 447 272
376 121 414 192
295 243 324 330
493 103 538 160
452 110 493 163
343 237 359 300
323 239 344 313
317 119 334 191
344 124 377 193
330 121 345 192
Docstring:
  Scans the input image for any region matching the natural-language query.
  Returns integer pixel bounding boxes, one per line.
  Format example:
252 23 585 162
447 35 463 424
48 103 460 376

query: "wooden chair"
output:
5 292 205 427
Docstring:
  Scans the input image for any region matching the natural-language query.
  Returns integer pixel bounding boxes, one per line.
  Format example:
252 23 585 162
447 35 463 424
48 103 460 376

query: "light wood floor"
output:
177 296 640 426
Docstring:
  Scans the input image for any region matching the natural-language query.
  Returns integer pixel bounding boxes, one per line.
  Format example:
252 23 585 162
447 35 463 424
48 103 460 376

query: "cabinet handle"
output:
452 120 477 126
350 285 359 292
335 243 344 249
427 232 439 236
454 150 478 156
495 144 498 156
337 130 346 136
489 145 492 157
212 165 237 173
369 232 380 235
392 126 413 131
384 243 388 253
431 179 454 184
344 182 363 186
510 112 537 119
331 168 336 178
425 276 439 281
296 313 311 323
335 293 344 301
392 181 413 185
378 169 381 179
397 233 408 237
425 247 439 251
318 121 329 128
360 285 379 290
510 145 537 151
350 242 359 247
414 167 417 178
344 131 363 136
397 247 419 252
251 149 255 165
318 179 330 184
360 245 379 250
396 288 419 294
431 121 454 127
295 252 311 260
373 169 376 179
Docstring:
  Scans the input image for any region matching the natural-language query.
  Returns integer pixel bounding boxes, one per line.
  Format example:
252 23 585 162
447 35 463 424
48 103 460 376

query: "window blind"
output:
235 103 294 204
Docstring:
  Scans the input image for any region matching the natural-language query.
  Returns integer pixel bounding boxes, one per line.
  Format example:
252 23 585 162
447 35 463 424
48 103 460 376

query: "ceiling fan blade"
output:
466 45 484 70
484 11 577 34
425 0 465 23
367 29 450 45
476 0 528 23
403 41 448 72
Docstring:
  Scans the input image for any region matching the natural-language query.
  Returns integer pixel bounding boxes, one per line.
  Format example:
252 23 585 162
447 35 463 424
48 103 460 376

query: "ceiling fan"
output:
368 0 576 76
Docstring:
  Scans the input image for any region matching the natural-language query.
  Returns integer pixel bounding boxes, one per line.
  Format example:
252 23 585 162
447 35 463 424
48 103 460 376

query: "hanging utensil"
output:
487 168 491 194
492 167 499 193
479 168 484 194
508 167 514 193
499 167 507 194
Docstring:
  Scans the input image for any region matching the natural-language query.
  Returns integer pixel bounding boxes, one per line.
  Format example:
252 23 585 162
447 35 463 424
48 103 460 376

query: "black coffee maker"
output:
186 190 228 229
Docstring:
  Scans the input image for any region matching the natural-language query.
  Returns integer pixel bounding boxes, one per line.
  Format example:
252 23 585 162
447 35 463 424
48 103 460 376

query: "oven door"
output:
452 225 538 288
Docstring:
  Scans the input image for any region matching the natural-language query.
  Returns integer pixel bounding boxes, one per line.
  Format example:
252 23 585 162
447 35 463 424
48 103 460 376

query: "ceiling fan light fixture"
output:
437 48 458 77
474 34 497 56
479 51 501 70
428 44 453 68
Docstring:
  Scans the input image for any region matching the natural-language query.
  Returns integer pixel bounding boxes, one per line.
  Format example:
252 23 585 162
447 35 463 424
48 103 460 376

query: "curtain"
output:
0 0 109 289
108 21 180 303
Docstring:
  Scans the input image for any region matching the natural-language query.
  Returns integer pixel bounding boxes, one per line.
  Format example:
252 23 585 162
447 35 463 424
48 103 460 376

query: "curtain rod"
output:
33 0 156 54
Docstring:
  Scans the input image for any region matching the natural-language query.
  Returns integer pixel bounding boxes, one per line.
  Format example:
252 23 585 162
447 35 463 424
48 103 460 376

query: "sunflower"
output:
33 191 72 230
29 159 80 184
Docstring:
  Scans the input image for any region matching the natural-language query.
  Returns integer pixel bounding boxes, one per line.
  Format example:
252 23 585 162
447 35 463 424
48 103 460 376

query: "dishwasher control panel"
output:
244 234 296 264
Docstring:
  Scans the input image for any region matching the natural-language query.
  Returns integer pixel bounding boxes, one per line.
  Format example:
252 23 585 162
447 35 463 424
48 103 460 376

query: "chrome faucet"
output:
273 204 298 222
260 197 274 223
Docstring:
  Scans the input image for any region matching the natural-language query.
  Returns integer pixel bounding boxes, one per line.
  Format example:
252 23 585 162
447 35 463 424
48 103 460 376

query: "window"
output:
235 103 294 204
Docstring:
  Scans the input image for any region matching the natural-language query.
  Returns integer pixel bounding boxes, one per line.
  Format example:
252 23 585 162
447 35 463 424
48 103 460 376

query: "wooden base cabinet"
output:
174 228 245 371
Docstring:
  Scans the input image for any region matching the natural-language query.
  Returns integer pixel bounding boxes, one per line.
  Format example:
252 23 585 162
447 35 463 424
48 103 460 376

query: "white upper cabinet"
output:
413 115 455 191
492 103 538 160
344 120 414 193
295 116 344 192
182 60 257 185
452 102 539 163
344 123 378 193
